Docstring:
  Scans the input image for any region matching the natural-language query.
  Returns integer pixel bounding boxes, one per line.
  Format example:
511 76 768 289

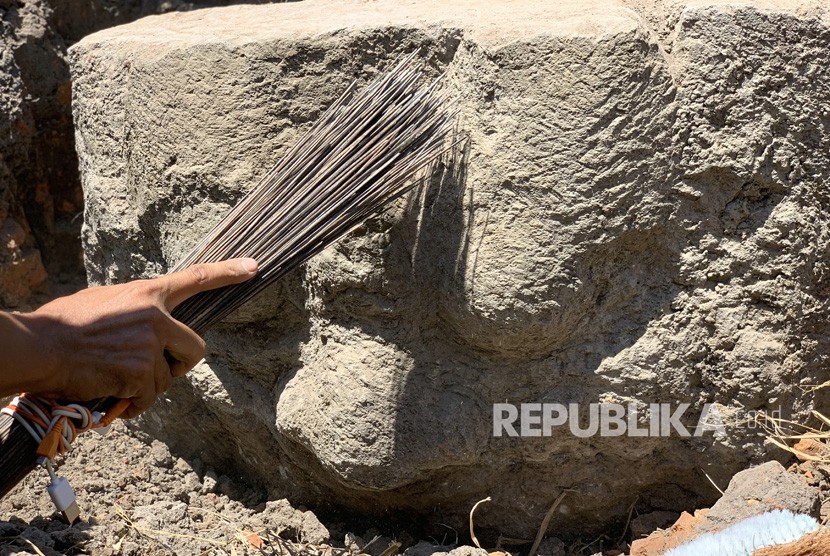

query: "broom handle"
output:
0 348 165 498
0 412 40 497
0 396 129 498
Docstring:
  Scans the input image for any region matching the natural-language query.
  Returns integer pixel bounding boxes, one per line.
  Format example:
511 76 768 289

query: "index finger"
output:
158 258 258 311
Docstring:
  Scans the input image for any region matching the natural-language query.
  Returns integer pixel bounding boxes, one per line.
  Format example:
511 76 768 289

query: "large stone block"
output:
69 0 830 536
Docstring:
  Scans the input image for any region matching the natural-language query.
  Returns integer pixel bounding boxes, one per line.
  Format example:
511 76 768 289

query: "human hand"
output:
10 258 257 418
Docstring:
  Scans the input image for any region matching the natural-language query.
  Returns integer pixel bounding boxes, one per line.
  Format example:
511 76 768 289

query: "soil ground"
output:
0 418 629 556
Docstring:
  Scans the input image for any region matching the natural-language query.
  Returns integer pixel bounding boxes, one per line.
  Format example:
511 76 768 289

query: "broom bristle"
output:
170 53 457 333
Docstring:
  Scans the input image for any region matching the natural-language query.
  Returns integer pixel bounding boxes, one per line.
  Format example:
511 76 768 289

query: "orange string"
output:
5 394 129 460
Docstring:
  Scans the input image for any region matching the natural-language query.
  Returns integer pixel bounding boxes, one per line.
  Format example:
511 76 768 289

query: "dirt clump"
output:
0 423 329 555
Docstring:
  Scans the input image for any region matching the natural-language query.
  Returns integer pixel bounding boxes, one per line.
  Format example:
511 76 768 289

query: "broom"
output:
0 53 457 516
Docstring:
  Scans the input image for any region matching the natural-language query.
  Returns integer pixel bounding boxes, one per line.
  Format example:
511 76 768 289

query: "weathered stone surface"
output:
706 461 820 525
257 498 330 545
0 211 47 307
70 0 830 536
0 0 278 303
0 0 51 304
630 461 821 554
0 0 93 287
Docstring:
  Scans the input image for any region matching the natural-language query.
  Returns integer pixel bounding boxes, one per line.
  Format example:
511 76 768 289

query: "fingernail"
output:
240 258 258 274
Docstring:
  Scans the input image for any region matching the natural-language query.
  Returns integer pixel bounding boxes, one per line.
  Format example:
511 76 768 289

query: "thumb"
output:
159 258 258 311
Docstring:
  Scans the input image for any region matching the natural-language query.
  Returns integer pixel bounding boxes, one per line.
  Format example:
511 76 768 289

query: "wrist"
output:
6 312 66 396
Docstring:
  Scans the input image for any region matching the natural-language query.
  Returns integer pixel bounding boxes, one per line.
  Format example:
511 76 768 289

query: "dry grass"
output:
757 380 830 464
757 410 830 463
